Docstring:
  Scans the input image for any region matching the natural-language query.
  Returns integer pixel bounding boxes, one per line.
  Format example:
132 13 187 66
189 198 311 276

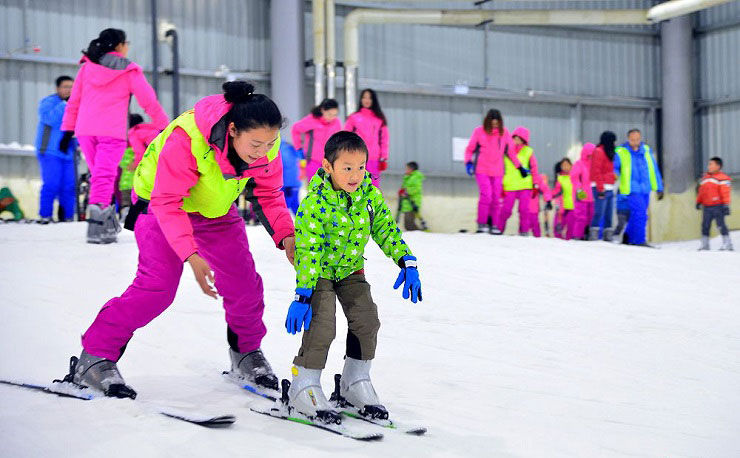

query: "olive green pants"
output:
293 274 380 370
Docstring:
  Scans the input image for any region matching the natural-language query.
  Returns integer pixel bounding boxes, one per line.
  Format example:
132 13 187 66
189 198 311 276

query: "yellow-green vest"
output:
557 174 574 210
615 145 658 195
503 146 534 191
133 110 280 218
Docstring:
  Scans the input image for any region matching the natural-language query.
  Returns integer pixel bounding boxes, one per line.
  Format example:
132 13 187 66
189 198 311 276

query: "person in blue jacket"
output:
35 75 78 223
280 141 303 215
613 129 664 246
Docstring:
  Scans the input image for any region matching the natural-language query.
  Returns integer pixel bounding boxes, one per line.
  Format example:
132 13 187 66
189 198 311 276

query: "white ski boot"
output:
229 348 279 390
337 357 388 420
698 236 710 251
720 235 734 251
287 366 341 424
69 350 137 399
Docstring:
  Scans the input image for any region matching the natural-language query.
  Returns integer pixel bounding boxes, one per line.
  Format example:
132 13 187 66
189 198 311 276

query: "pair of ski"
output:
225 371 427 441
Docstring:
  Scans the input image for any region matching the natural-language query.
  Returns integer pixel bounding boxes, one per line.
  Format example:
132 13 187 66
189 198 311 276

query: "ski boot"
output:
336 358 388 420
86 204 105 244
588 227 600 241
287 366 341 424
229 348 279 391
100 204 121 243
719 235 734 251
490 226 503 235
66 350 137 399
698 236 710 251
603 228 614 242
475 223 489 234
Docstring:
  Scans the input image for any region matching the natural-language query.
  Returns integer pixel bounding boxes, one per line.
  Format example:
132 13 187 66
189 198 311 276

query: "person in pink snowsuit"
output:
500 126 539 235
71 82 294 398
464 109 521 234
128 122 161 169
527 173 552 237
551 158 577 240
570 143 596 240
291 98 342 183
344 89 389 187
61 28 168 243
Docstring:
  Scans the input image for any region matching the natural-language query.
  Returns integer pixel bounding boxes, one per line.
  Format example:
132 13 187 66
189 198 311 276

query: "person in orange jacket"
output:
696 156 732 251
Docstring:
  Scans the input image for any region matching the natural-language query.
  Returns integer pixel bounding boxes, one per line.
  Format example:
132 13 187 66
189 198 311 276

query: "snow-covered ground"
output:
1 223 738 457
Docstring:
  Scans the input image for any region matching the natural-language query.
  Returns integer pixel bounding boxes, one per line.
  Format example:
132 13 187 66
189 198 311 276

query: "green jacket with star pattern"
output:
294 168 413 291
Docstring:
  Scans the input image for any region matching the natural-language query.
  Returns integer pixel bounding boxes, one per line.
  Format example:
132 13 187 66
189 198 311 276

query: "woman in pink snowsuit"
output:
70 82 295 399
527 173 552 237
344 89 389 187
500 126 539 234
464 109 521 234
570 143 596 240
62 28 168 243
291 98 342 183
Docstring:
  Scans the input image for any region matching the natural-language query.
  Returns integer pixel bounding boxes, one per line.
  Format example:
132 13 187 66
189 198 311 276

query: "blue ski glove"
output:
518 166 529 178
465 162 475 176
393 255 422 303
286 288 313 335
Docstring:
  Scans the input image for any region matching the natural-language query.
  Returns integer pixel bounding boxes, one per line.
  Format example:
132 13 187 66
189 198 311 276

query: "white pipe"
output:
343 8 650 113
647 0 734 23
326 0 336 100
313 0 326 105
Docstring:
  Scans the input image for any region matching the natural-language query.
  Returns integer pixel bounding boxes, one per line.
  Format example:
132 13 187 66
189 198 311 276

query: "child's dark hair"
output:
223 81 284 131
356 89 387 126
310 98 339 117
83 28 126 63
483 109 504 136
406 161 419 171
128 113 144 128
554 157 571 175
324 131 368 165
55 75 73 87
710 156 723 168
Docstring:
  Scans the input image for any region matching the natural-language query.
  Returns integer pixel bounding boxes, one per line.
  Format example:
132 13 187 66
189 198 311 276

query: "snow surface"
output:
1 223 739 457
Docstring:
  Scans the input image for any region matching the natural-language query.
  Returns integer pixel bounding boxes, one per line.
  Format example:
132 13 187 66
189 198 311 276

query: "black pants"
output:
702 205 729 236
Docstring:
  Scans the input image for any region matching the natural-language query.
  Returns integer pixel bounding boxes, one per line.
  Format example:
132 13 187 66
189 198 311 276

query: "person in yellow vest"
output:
613 129 664 246
64 82 295 399
551 158 577 240
500 126 538 235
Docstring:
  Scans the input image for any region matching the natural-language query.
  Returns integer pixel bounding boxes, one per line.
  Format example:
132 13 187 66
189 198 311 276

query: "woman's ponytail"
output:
83 28 126 63
223 80 284 131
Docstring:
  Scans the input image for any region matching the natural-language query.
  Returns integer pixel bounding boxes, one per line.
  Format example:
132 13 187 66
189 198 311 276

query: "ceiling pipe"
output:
647 0 734 23
313 0 326 105
326 0 337 100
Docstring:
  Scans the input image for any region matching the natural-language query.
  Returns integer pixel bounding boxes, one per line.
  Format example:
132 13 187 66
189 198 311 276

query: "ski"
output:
222 370 279 401
0 379 236 428
329 374 427 436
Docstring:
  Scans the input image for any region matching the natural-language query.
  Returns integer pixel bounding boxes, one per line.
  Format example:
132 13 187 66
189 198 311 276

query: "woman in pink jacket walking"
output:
62 28 169 244
64 82 295 399
570 143 596 240
344 89 389 187
290 98 341 183
464 109 523 234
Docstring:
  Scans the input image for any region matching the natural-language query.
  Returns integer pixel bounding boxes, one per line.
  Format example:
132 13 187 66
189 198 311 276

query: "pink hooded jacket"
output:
290 114 342 163
464 125 519 177
149 94 294 261
128 123 161 167
570 143 596 202
62 52 169 140
529 173 552 213
344 108 389 162
510 126 539 178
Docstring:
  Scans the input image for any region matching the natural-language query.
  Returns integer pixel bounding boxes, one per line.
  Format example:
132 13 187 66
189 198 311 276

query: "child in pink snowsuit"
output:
71 82 295 398
344 89 389 187
464 109 521 234
527 173 552 237
128 121 161 169
551 158 577 240
62 29 168 212
291 98 342 183
500 126 538 235
571 143 596 240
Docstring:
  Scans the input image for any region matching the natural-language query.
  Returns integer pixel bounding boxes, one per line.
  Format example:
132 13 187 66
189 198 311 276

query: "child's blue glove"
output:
393 255 422 303
465 162 475 176
286 288 313 335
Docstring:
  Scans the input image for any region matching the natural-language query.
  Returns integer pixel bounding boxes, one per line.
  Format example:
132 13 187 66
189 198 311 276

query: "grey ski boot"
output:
588 227 600 241
338 357 388 420
229 348 278 390
603 228 614 242
100 204 121 244
476 223 489 234
698 236 710 251
287 366 341 424
720 235 734 251
86 204 105 244
69 350 137 399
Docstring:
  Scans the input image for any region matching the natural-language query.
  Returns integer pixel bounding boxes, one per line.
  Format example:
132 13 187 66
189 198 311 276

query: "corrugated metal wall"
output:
696 1 740 176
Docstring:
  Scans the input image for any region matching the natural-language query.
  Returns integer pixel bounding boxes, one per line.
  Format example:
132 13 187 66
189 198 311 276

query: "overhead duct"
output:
313 0 326 104
647 0 734 23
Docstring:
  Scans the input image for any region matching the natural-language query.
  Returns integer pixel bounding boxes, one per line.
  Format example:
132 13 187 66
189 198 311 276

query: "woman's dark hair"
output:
324 131 368 165
483 109 504 136
599 130 617 161
310 98 339 117
356 89 387 126
128 113 144 128
223 81 284 131
83 28 126 63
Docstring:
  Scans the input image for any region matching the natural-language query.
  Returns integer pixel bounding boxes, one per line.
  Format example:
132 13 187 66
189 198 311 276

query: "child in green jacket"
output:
285 131 423 425
399 161 426 231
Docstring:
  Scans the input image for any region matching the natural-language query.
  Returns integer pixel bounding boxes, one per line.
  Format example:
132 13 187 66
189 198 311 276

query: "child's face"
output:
708 160 720 174
322 108 338 122
405 166 413 175
560 160 572 173
513 135 524 146
229 124 279 165
323 149 367 193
